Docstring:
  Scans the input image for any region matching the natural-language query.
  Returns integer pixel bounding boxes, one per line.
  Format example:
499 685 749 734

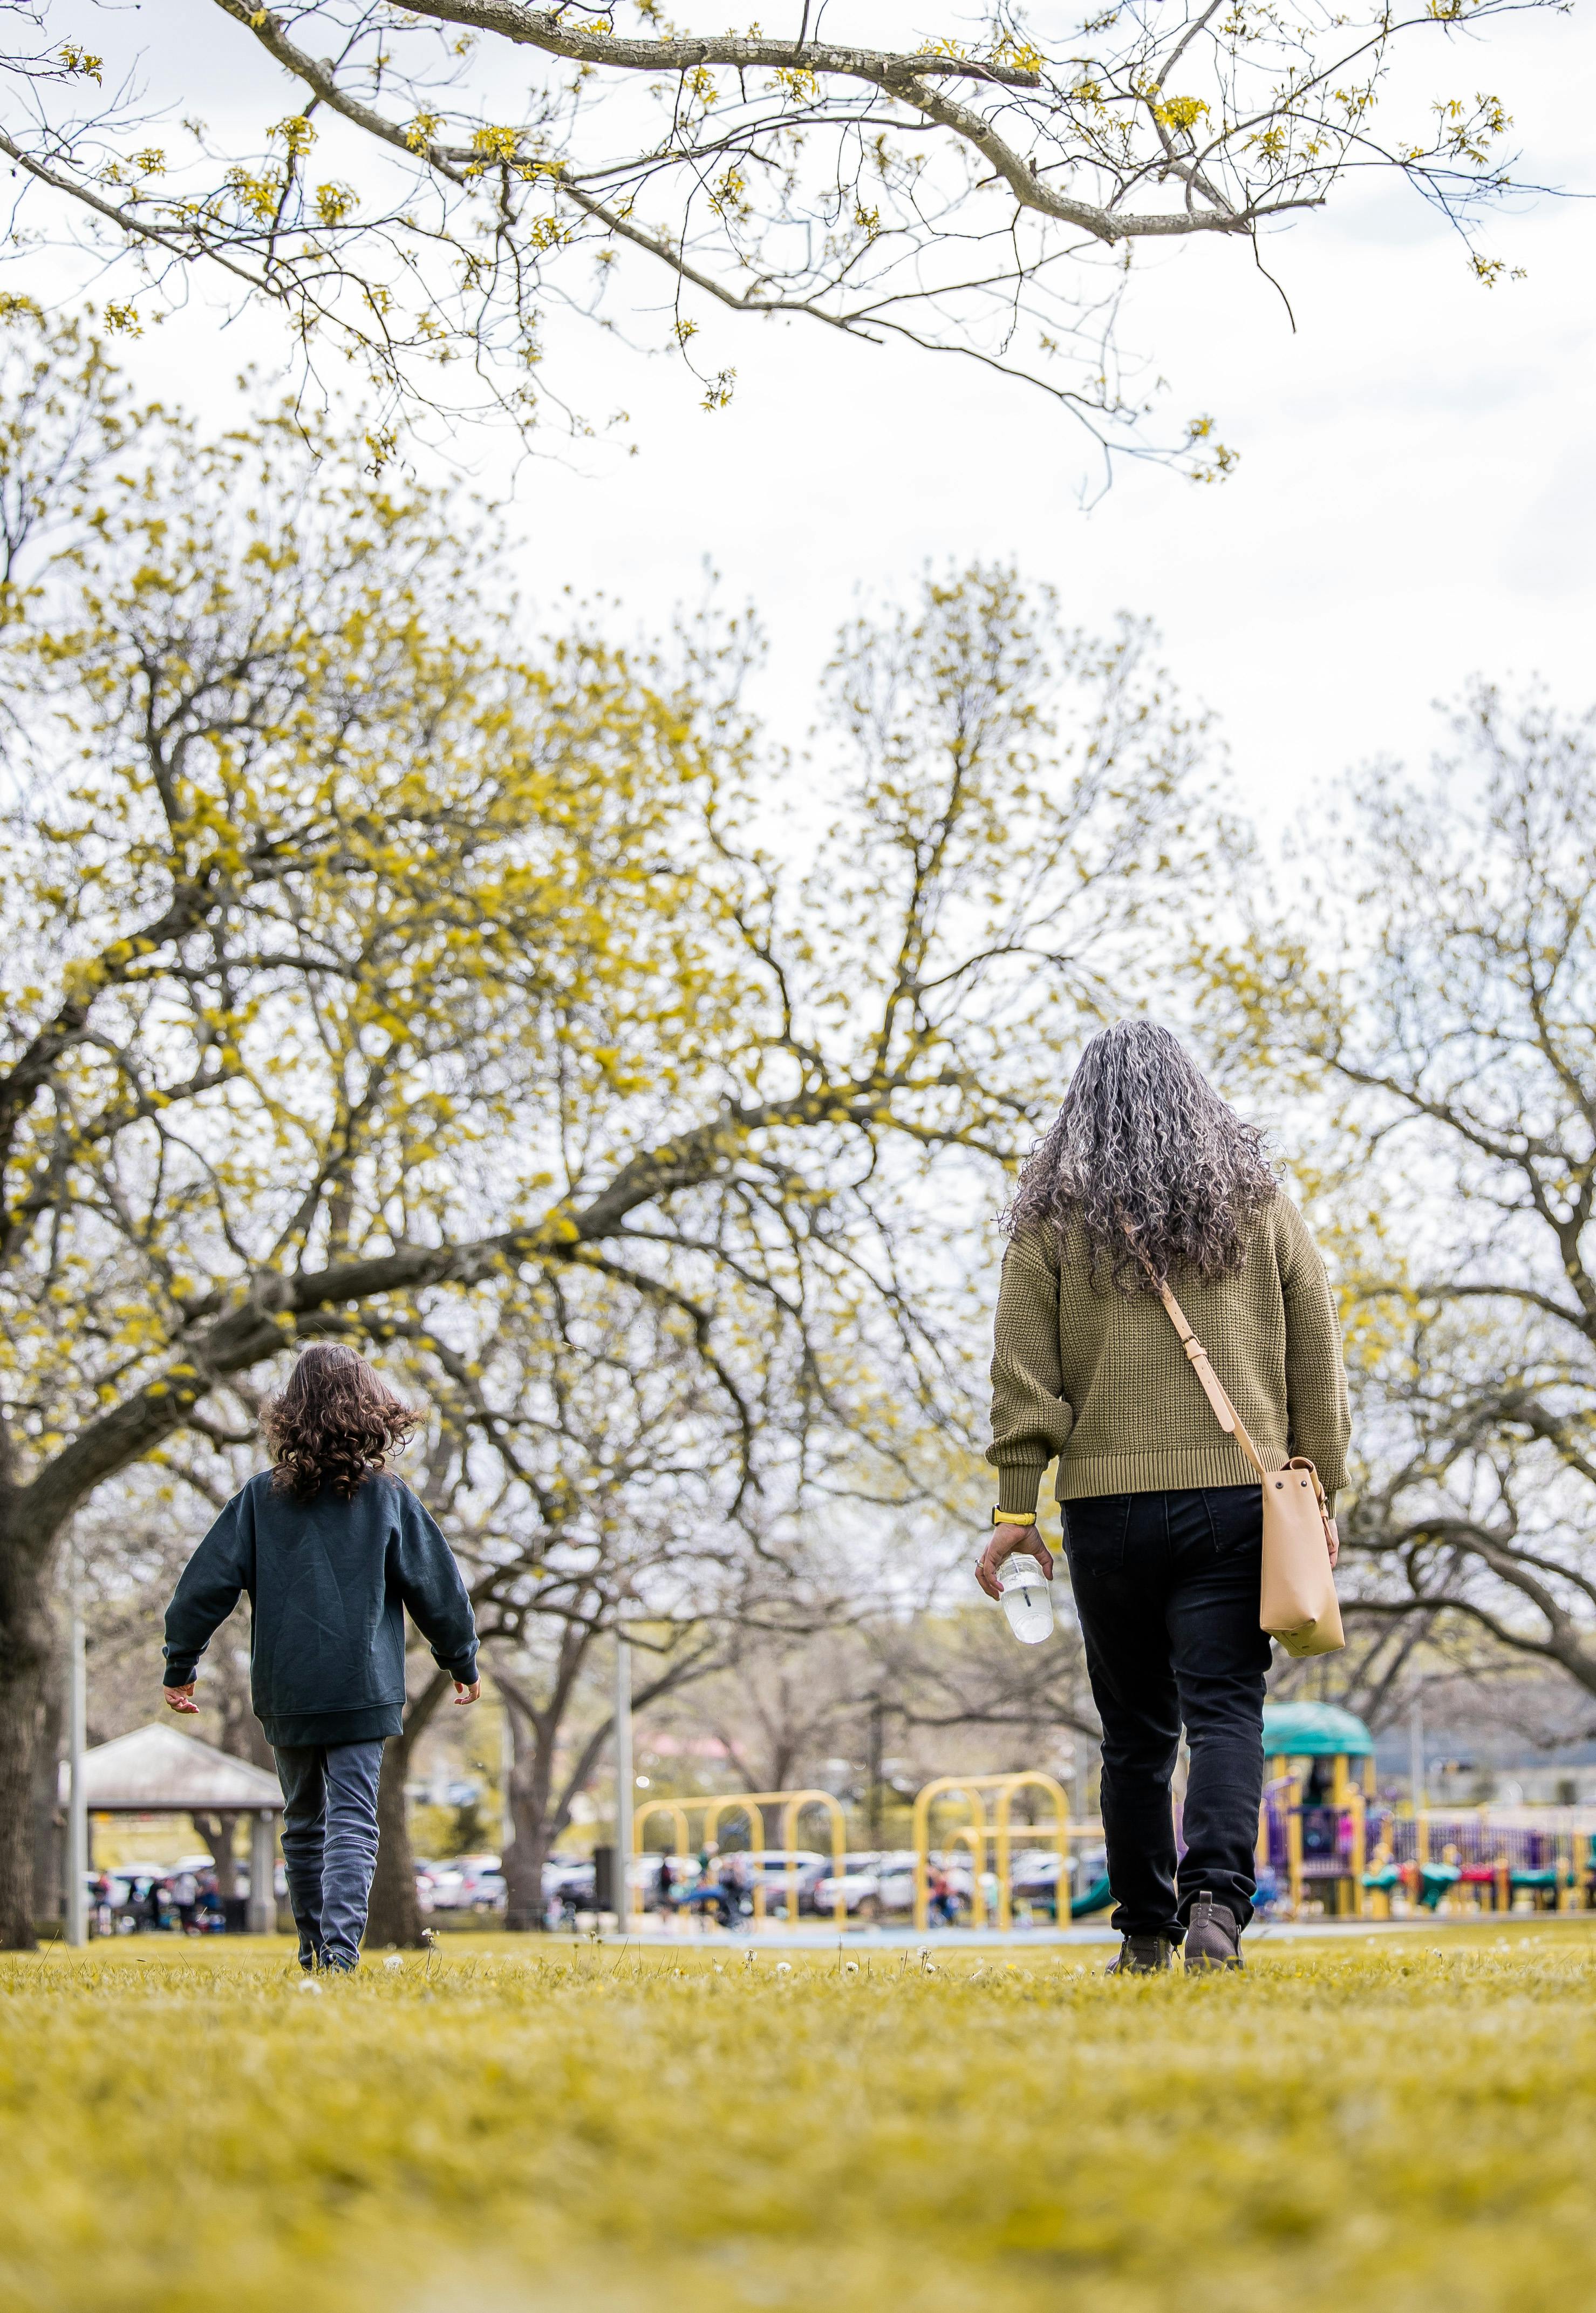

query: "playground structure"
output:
631 1773 1109 1935
626 1752 1594 1933
1381 1811 1594 1914
1258 1702 1374 1917
910 1771 1110 1934
632 1788 849 1928
1257 1700 1596 1917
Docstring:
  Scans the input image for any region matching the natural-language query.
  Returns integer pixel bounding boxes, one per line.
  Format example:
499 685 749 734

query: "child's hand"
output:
163 1683 199 1716
453 1679 481 1706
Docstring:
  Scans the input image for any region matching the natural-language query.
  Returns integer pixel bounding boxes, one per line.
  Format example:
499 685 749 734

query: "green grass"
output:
4 1926 1595 2312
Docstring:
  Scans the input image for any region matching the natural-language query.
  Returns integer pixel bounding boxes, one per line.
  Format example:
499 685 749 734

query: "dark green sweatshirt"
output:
162 1471 479 1749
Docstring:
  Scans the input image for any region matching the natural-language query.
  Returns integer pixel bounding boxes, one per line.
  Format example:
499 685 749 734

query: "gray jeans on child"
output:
273 1738 385 1971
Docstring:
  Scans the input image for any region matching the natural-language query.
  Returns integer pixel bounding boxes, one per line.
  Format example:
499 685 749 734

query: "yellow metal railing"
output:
635 1771 1110 1936
632 1788 848 1929
912 1771 1088 1933
949 1825 988 1929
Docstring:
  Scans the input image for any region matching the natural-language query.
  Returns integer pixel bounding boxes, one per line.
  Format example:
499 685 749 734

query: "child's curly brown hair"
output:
263 1343 419 1500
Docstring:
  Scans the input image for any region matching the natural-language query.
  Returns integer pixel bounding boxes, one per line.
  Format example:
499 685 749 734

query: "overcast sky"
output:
40 2 1596 826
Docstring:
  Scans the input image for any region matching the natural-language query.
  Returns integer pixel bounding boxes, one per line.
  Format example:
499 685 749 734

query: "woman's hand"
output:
976 1523 1054 1601
1326 1518 1340 1571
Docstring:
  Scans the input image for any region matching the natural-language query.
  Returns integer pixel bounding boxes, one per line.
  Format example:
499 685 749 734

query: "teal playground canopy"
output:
1261 1701 1374 1758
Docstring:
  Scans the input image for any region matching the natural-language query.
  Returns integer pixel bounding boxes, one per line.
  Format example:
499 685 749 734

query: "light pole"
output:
499 1684 514 1854
867 1694 884 1847
613 1615 633 1934
66 1532 88 1948
1408 1683 1426 1815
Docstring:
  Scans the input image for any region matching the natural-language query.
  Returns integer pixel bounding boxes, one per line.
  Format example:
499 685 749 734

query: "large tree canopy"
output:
1226 686 1596 1707
0 1 1559 468
0 304 1221 1940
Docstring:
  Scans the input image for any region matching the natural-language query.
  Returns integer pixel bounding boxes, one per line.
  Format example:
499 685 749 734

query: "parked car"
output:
98 1867 173 1931
543 1858 596 1922
820 1848 1057 1922
1009 1847 1064 1904
633 1853 697 1904
812 1849 922 1920
1066 1844 1110 1915
425 1853 507 1913
734 1849 831 1918
1002 1844 1110 1918
91 1867 143 1930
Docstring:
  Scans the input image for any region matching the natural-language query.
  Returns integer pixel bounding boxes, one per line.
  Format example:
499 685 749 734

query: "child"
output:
162 1343 480 1973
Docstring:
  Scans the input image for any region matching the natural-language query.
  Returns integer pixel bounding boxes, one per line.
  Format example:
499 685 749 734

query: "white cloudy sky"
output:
33 2 1596 824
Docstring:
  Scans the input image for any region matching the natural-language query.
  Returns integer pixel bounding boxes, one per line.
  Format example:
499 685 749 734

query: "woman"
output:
976 1021 1349 1974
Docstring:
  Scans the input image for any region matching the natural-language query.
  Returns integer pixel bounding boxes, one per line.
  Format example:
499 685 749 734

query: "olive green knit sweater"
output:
987 1193 1351 1515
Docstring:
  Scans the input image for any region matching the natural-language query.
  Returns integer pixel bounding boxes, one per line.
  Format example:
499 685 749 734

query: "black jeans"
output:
1063 1485 1271 1942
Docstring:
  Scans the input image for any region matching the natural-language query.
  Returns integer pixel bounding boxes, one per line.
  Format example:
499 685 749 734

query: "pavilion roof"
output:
61 1723 283 1813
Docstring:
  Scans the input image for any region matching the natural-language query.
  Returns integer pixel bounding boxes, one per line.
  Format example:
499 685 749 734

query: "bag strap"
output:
1128 1236 1332 1538
1139 1262 1272 1484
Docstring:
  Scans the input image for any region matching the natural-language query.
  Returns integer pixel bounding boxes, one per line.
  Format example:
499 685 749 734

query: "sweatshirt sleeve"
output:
394 1487 480 1681
163 1491 255 1687
1277 1198 1352 1501
986 1227 1074 1517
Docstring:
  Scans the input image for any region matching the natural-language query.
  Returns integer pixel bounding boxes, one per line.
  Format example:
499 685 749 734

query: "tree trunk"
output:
503 1757 558 1933
364 1669 450 1949
499 1678 619 1930
495 1634 718 1929
216 1654 275 1770
190 1812 242 1899
498 1658 579 1933
0 1530 54 1949
32 1665 64 1929
365 1737 425 1947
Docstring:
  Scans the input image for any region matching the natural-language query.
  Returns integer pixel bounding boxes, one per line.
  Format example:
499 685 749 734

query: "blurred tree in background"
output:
1226 686 1596 1723
0 301 1218 1942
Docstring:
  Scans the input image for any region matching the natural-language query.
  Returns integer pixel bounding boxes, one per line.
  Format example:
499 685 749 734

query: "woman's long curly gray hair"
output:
1002 1019 1277 1293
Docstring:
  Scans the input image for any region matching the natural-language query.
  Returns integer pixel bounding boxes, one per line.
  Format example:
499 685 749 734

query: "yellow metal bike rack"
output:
632 1788 849 1929
633 1798 692 1858
950 1825 988 1929
912 1771 1079 1933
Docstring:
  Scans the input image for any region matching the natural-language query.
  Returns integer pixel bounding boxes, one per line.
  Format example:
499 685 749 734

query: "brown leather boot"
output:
1106 1934 1174 1975
1183 1889 1243 1971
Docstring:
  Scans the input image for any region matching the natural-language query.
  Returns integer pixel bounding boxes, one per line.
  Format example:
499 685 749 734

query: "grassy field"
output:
3 1926 1594 2313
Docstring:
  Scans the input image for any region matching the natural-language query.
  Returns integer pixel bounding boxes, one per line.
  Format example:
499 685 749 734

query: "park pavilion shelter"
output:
63 1723 283 1931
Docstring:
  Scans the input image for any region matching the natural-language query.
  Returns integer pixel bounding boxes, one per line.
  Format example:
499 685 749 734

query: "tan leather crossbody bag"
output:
1153 1276 1345 1659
